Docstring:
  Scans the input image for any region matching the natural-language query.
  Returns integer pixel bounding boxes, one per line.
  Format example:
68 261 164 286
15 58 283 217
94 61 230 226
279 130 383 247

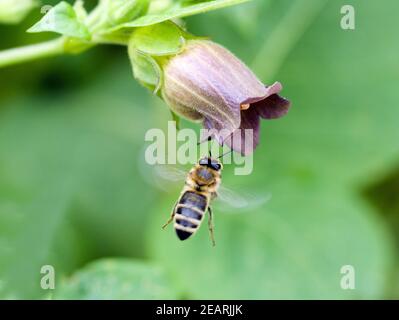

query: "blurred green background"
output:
0 0 398 299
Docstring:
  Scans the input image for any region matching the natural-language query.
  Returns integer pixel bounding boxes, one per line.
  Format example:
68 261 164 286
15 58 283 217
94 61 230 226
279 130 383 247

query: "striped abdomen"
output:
174 191 208 241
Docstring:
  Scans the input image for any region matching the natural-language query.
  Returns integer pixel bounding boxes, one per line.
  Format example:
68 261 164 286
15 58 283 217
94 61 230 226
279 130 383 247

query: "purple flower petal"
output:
224 108 260 156
241 82 283 105
253 93 291 119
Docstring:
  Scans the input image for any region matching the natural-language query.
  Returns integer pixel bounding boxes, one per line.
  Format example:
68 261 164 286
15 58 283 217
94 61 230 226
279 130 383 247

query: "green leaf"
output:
0 0 37 25
28 1 90 39
54 259 179 299
130 21 186 56
107 0 251 31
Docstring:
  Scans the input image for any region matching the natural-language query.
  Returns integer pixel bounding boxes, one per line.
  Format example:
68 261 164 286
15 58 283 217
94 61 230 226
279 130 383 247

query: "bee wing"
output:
153 165 188 182
139 160 188 192
215 185 272 213
137 145 189 192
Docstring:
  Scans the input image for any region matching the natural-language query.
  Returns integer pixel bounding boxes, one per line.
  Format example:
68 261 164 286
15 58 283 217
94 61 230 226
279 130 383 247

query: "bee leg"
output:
207 207 216 247
162 213 175 229
162 203 177 229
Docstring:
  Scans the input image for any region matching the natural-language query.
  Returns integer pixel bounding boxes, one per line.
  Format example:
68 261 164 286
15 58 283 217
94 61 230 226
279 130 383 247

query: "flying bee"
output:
162 155 223 246
143 153 271 247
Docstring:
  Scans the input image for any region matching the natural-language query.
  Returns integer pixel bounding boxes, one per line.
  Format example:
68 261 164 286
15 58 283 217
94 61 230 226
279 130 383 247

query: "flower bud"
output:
161 40 290 155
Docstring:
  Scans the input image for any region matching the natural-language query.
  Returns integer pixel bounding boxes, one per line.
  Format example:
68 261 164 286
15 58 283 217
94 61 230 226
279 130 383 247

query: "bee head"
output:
198 157 223 171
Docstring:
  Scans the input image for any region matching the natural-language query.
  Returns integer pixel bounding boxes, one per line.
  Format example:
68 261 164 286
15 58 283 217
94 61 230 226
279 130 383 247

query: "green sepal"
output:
128 49 163 94
170 111 181 131
27 1 91 40
129 21 186 56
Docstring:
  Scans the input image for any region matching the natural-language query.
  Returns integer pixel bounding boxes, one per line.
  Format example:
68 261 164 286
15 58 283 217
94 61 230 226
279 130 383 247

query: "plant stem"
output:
0 38 66 69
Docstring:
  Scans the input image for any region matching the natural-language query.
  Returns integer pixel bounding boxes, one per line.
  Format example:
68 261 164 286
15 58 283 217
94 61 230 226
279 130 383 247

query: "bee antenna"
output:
218 150 232 159
197 135 212 146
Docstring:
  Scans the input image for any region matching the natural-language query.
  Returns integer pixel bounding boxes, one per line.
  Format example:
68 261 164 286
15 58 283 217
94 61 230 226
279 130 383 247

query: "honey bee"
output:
161 156 223 246
152 154 271 246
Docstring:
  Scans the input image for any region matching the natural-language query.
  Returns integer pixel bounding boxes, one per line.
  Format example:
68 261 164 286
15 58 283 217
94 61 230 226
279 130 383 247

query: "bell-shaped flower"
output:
162 40 290 155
